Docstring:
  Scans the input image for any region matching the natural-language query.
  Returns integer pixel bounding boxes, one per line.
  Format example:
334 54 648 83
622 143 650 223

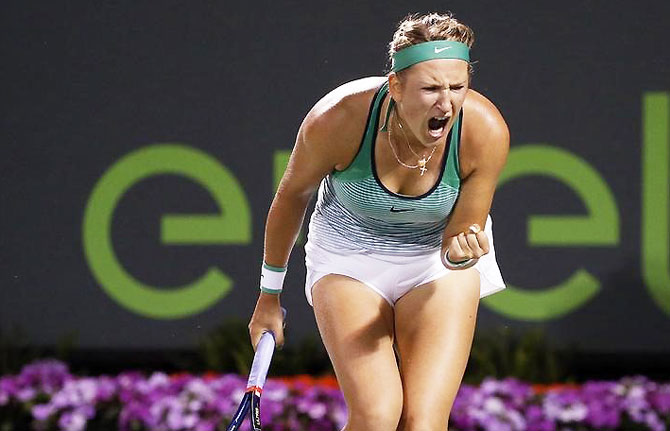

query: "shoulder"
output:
299 77 386 169
305 76 387 124
462 89 509 148
460 89 510 178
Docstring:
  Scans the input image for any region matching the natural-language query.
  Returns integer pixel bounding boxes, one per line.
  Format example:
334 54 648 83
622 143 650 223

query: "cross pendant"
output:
418 158 427 176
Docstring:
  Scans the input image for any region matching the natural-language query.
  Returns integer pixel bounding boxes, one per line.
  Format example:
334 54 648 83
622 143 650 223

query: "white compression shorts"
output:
304 215 506 306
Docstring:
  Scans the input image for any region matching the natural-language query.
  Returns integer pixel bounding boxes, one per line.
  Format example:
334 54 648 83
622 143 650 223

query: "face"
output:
388 59 470 146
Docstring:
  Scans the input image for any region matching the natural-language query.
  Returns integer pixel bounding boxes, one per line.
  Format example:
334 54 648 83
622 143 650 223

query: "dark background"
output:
2 1 669 376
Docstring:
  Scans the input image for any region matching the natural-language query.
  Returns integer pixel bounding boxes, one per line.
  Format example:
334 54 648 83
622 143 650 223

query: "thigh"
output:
312 274 403 429
394 268 480 430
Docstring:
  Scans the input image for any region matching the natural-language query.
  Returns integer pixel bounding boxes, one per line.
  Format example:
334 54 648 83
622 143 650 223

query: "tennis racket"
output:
226 309 285 431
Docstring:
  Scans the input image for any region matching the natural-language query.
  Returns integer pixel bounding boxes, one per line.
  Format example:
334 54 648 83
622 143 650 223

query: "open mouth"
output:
428 116 449 138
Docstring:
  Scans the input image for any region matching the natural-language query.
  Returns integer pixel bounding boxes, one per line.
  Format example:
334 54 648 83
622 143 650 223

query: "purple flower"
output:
524 404 555 431
543 390 588 423
58 409 88 431
16 359 71 399
32 403 56 421
650 383 670 413
0 377 15 405
4 359 670 431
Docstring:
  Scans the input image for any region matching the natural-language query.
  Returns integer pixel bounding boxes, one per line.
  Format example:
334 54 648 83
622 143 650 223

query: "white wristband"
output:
443 250 476 270
260 262 287 294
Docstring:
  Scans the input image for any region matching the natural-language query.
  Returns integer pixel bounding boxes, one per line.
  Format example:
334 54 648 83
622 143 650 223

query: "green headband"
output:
391 40 470 72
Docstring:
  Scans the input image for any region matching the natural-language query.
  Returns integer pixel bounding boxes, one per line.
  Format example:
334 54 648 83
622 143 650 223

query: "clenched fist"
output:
442 224 490 269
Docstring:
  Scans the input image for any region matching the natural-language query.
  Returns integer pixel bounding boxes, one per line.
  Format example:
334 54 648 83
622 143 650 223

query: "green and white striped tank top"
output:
307 82 462 256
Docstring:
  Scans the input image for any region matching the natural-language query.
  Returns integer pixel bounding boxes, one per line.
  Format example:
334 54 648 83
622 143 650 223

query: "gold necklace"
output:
387 109 437 176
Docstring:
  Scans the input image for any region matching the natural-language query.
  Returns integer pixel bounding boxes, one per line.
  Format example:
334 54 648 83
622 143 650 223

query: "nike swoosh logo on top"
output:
390 206 415 213
434 46 452 53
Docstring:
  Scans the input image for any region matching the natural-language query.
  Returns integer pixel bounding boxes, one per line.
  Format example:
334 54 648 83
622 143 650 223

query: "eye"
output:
450 85 464 91
422 85 441 91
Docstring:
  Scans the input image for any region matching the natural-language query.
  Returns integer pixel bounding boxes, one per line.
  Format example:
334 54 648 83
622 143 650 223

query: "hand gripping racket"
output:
226 309 285 431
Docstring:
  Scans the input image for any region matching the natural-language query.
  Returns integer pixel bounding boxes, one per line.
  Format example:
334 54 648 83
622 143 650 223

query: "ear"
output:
388 72 404 103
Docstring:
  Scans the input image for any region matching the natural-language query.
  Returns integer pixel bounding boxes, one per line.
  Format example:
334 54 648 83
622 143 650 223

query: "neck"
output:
392 108 433 157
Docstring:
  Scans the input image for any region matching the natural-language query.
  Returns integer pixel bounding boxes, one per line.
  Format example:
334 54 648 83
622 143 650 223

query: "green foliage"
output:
0 325 40 375
194 318 332 376
272 335 333 376
0 325 78 375
465 326 572 384
2 319 567 384
199 319 255 374
194 320 567 382
0 401 32 431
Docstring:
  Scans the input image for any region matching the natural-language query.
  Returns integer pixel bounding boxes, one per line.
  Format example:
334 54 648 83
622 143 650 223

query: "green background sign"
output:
1 1 668 354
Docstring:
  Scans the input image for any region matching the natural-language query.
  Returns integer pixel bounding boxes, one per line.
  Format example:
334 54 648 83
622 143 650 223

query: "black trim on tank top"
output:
371 92 453 201
333 83 386 173
456 109 464 180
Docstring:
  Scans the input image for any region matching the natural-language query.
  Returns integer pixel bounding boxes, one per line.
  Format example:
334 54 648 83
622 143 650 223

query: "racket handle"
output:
246 307 285 390
247 332 275 390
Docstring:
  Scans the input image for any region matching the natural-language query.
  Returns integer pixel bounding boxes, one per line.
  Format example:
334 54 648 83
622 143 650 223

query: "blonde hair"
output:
388 13 475 72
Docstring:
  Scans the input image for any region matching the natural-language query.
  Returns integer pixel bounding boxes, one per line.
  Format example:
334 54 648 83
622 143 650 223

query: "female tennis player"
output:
249 13 508 430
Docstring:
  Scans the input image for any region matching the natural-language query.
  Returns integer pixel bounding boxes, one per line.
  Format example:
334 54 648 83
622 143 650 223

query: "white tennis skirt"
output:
304 215 506 306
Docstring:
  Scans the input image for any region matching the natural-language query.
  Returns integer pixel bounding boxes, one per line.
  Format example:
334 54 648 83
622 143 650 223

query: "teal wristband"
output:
260 286 282 295
260 262 287 294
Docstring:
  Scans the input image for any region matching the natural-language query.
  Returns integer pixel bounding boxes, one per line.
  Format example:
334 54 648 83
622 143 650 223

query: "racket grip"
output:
246 332 275 390
246 307 285 391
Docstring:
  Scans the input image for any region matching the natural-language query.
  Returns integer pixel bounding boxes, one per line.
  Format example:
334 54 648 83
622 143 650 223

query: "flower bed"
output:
1 360 669 430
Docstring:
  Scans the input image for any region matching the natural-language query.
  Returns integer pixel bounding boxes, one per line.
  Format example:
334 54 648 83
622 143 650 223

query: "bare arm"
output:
440 91 510 266
249 80 376 347
263 126 333 268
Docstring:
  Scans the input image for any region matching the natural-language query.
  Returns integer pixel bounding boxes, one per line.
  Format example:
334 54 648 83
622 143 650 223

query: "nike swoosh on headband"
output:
392 41 469 73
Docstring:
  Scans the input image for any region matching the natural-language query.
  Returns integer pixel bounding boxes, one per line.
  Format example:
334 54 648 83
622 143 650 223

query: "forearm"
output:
251 190 309 347
263 190 312 268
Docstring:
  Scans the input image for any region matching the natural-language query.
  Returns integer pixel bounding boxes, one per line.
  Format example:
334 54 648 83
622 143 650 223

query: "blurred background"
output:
2 0 669 387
